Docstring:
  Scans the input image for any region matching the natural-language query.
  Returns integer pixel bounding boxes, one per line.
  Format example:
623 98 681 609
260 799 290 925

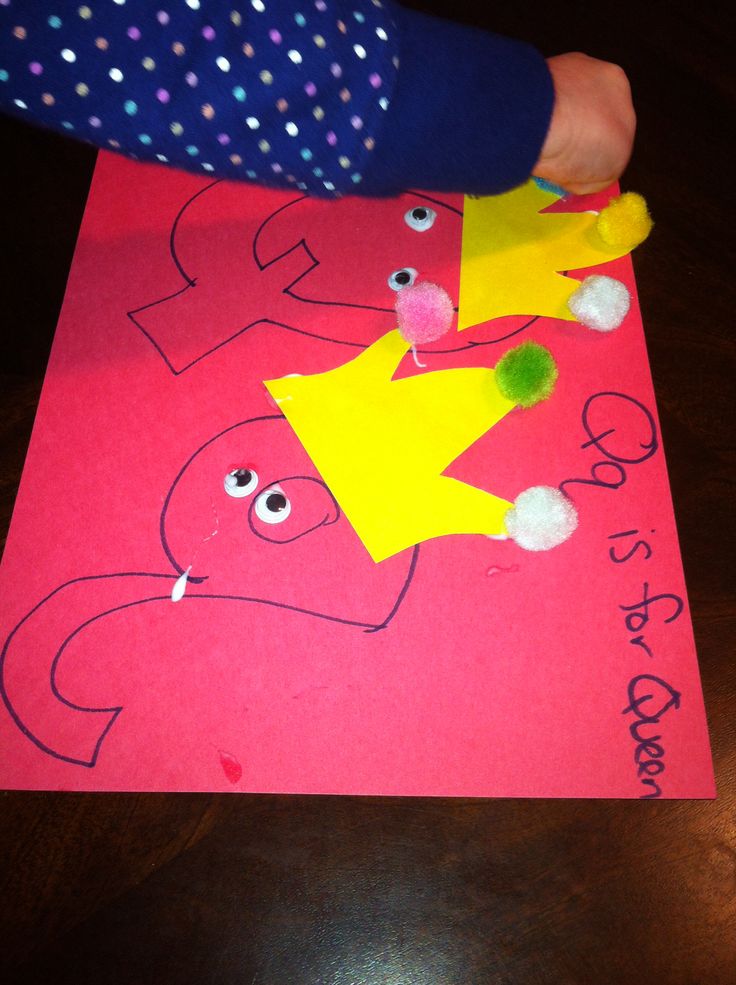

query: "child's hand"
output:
535 52 636 195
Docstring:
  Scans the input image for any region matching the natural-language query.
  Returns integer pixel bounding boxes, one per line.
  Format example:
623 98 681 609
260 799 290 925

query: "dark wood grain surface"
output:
1 2 734 982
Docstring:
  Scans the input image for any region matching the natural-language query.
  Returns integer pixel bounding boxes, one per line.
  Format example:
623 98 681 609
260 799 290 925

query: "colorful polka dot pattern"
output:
0 0 399 195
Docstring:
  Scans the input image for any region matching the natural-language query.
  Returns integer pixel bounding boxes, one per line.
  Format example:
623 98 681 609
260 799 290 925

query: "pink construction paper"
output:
0 154 714 798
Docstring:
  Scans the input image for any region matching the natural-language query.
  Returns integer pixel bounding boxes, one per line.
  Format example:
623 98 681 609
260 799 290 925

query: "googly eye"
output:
224 467 258 498
388 267 418 291
248 475 339 543
254 485 291 524
404 206 436 231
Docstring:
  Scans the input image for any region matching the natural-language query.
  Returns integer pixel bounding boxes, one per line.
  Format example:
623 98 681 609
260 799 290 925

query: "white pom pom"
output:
568 275 631 332
504 486 578 551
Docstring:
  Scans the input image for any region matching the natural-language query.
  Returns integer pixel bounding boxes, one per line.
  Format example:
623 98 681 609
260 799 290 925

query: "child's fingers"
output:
534 53 636 194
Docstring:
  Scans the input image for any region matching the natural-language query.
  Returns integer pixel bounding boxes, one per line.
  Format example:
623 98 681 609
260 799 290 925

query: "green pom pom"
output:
495 341 558 408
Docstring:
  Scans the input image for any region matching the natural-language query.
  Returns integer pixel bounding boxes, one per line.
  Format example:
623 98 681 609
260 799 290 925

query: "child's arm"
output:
0 2 633 197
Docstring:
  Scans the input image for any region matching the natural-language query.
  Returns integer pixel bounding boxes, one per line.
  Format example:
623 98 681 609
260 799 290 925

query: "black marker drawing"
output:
128 180 538 373
0 416 418 768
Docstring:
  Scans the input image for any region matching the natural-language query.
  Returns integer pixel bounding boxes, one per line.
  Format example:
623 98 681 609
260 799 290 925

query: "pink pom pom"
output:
396 281 454 345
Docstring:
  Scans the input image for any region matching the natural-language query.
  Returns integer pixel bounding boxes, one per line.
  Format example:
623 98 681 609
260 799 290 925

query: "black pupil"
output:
234 469 252 487
266 492 287 513
394 270 411 285
412 208 427 221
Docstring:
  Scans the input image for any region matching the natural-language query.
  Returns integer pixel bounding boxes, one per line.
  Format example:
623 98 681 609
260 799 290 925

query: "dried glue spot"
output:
171 565 191 602
410 347 426 369
218 750 243 784
486 564 520 577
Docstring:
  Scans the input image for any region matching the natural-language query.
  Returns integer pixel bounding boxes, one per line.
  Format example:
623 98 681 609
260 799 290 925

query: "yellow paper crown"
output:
459 181 651 329
266 330 521 562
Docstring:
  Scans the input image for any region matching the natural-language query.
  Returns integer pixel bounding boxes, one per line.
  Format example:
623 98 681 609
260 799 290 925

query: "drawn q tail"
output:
0 572 177 767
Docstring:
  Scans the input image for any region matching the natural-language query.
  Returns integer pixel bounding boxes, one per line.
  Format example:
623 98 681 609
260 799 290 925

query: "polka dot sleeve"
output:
0 2 553 197
0 0 400 195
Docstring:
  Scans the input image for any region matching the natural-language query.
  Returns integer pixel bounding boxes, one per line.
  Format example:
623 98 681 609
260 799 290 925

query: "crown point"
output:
396 281 454 345
495 341 558 408
504 486 578 551
596 191 653 251
568 274 630 332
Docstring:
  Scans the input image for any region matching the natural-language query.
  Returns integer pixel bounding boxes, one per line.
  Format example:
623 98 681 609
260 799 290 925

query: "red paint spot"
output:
486 563 520 577
218 749 243 784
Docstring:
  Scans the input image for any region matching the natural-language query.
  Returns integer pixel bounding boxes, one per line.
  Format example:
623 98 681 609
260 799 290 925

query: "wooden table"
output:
1 2 734 981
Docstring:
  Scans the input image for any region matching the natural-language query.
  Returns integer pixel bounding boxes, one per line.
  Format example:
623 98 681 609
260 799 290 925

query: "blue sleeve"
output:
0 1 553 197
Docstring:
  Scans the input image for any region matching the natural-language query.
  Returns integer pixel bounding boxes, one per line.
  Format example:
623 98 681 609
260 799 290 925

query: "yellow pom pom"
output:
596 192 653 251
